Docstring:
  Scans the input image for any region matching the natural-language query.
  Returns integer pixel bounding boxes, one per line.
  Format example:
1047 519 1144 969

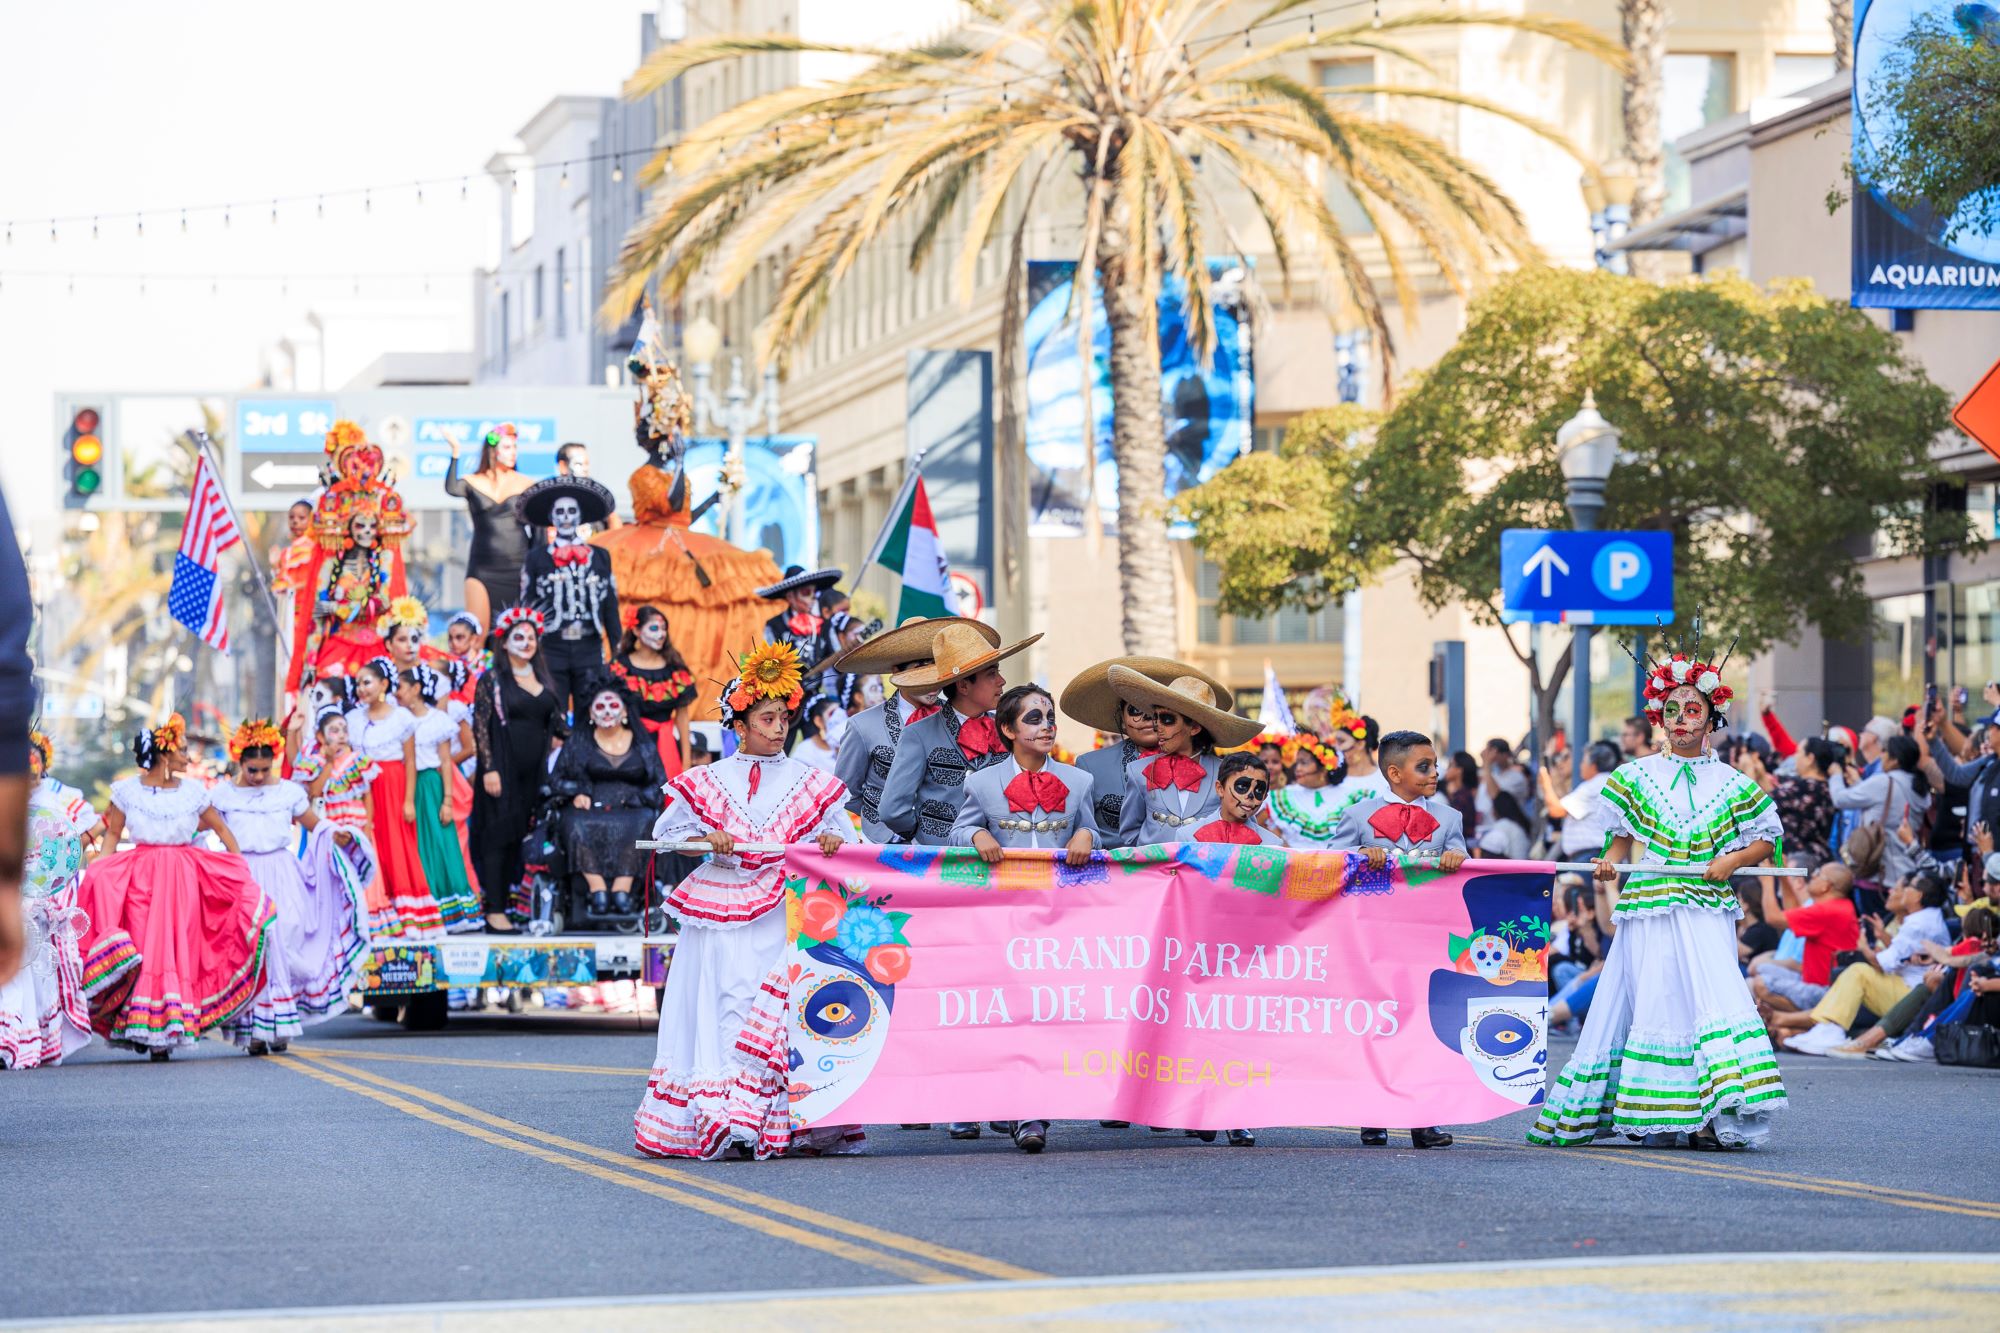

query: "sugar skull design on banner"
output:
1428 874 1551 1106
786 878 912 1129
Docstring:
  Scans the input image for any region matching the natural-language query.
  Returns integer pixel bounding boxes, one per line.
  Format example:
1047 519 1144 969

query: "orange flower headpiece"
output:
722 642 806 724
1295 736 1341 773
227 718 286 762
311 419 412 554
28 729 52 776
134 712 187 770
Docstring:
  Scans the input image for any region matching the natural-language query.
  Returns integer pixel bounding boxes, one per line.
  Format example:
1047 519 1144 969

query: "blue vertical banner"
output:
1851 0 2000 309
1023 260 1252 535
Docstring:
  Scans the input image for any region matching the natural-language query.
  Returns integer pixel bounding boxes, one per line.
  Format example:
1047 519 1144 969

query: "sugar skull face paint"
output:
1663 685 1710 748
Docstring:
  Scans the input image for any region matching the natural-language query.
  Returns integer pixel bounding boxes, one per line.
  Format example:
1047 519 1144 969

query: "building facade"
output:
649 0 1838 749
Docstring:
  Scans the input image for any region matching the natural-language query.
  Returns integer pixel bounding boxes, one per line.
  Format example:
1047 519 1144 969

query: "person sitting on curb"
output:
1777 873 1954 1055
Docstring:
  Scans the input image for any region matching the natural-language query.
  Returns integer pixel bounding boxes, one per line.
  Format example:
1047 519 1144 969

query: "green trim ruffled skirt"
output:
1529 905 1786 1148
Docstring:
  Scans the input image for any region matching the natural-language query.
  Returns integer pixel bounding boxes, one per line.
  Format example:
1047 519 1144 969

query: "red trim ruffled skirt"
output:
76 844 275 1052
367 763 443 939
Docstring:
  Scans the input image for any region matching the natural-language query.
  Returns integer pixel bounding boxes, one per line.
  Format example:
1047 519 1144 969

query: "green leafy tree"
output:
1852 14 2000 244
1176 267 1974 741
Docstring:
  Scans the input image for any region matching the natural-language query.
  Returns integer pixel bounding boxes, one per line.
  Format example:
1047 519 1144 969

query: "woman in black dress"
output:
444 424 533 639
552 678 667 917
471 606 565 932
608 605 698 777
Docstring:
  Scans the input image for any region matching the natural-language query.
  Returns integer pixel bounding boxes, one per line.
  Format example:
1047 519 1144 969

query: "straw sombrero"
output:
1103 665 1260 749
823 615 999 678
888 622 1043 691
1060 656 1233 735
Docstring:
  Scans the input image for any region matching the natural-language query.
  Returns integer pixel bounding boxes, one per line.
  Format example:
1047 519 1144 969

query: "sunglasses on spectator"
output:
1229 777 1269 801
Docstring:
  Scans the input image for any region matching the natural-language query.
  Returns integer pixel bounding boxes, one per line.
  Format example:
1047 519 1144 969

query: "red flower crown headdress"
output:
1629 618 1736 723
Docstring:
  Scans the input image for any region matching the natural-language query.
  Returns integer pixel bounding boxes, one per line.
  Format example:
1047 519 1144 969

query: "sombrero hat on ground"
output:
517 475 616 528
756 564 845 599
1103 665 1260 749
1061 656 1233 735
823 615 1000 678
889 622 1043 691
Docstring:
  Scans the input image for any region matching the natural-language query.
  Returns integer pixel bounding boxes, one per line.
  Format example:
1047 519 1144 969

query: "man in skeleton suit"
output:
518 475 622 720
756 565 845 682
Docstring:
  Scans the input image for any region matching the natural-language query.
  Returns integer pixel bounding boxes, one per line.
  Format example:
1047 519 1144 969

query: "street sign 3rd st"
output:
1500 529 1674 625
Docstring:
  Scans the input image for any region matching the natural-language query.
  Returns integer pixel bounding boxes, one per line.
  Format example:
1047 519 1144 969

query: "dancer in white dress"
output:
1264 737 1347 851
211 720 369 1053
634 641 856 1161
1530 638 1787 1149
0 732 103 1069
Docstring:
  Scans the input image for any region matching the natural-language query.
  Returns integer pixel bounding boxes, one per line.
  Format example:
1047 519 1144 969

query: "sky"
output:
0 0 654 531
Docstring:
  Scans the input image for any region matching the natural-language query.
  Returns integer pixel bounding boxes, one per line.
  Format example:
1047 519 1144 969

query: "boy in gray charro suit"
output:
1061 656 1232 844
1325 729 1464 1151
877 623 1042 846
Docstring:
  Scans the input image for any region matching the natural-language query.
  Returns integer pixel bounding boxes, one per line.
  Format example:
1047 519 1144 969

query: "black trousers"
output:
542 635 606 724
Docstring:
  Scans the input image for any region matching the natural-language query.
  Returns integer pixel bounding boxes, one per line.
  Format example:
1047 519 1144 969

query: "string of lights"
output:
2 1 1400 244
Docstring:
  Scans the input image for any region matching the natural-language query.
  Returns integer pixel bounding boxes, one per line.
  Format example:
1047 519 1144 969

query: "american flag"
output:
167 453 243 653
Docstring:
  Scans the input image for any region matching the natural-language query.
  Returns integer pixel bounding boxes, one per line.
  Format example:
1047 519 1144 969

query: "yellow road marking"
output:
277 1056 966 1284
1311 1126 2000 1221
294 1046 641 1076
290 1050 1047 1283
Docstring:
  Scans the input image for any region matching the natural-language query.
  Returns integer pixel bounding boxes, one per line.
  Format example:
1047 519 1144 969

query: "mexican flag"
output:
866 470 953 621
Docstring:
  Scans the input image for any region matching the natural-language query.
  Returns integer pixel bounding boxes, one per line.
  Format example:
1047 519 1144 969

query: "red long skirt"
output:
368 762 443 938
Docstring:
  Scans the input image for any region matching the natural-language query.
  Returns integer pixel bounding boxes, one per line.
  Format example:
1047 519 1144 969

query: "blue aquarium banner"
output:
1023 260 1252 536
1852 1 2000 309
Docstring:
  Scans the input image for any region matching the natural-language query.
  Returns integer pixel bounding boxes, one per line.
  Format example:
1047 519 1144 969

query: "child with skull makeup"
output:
634 642 857 1161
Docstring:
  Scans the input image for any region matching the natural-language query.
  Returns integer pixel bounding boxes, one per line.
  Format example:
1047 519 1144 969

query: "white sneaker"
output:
1896 1035 1936 1062
1782 1021 1849 1055
1827 1043 1872 1060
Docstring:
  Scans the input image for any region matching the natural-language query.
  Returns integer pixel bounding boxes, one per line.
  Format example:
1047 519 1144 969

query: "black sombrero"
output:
517 475 616 529
756 564 845 599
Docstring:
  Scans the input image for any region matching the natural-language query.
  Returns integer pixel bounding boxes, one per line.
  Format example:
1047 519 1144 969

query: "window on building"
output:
499 292 512 372
1193 558 1343 648
554 247 566 338
1662 54 1735 212
1315 60 1377 236
1966 483 2000 541
1872 592 1927 718
1772 53 1836 97
1251 424 1287 453
533 264 545 329
1950 582 2000 696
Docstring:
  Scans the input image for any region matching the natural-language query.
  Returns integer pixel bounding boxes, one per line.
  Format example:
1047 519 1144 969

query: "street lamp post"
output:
680 314 780 547
1558 391 1621 786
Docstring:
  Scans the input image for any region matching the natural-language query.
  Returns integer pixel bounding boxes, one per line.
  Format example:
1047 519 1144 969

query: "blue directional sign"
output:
1500 529 1673 625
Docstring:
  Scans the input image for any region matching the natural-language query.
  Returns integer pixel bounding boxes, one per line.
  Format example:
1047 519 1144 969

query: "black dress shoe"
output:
1226 1129 1256 1147
611 890 633 914
898 1124 932 1130
1099 1120 1131 1128
948 1123 981 1139
1410 1126 1454 1149
989 1121 1018 1134
1359 1128 1388 1146
1012 1121 1047 1153
1186 1130 1218 1143
589 890 610 915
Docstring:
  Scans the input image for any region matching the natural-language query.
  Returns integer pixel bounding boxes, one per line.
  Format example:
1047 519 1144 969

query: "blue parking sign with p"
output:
1501 529 1673 625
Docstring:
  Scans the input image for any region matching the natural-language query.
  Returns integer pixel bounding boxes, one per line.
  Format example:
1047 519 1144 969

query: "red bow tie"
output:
905 701 940 725
787 612 823 637
1004 769 1069 813
552 544 590 568
1145 754 1206 792
1194 820 1260 845
957 714 1004 762
1368 801 1440 845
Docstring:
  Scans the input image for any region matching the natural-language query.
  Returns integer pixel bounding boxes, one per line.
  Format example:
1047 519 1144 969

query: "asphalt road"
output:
5 1013 1998 1328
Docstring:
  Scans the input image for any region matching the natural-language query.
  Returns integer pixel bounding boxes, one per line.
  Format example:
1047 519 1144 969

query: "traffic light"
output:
63 407 103 508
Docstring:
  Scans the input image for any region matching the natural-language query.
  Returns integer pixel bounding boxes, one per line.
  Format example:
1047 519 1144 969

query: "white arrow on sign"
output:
250 460 320 489
1522 544 1570 597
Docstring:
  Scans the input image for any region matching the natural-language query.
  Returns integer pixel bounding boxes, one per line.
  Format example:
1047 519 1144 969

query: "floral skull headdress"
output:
1634 619 1736 725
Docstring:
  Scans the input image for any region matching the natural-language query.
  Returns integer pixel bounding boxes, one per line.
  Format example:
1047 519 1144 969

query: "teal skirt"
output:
413 767 479 932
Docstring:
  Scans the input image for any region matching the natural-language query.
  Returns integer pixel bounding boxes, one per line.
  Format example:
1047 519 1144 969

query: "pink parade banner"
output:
782 844 1554 1132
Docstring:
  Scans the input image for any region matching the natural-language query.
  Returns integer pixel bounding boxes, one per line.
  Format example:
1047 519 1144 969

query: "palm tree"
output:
1618 0 1667 230
605 1 1620 657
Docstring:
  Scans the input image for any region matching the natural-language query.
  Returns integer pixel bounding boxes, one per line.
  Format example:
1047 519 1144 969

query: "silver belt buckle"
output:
560 622 587 641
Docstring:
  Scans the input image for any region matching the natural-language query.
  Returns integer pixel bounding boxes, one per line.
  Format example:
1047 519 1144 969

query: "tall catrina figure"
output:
592 306 785 722
288 420 413 693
